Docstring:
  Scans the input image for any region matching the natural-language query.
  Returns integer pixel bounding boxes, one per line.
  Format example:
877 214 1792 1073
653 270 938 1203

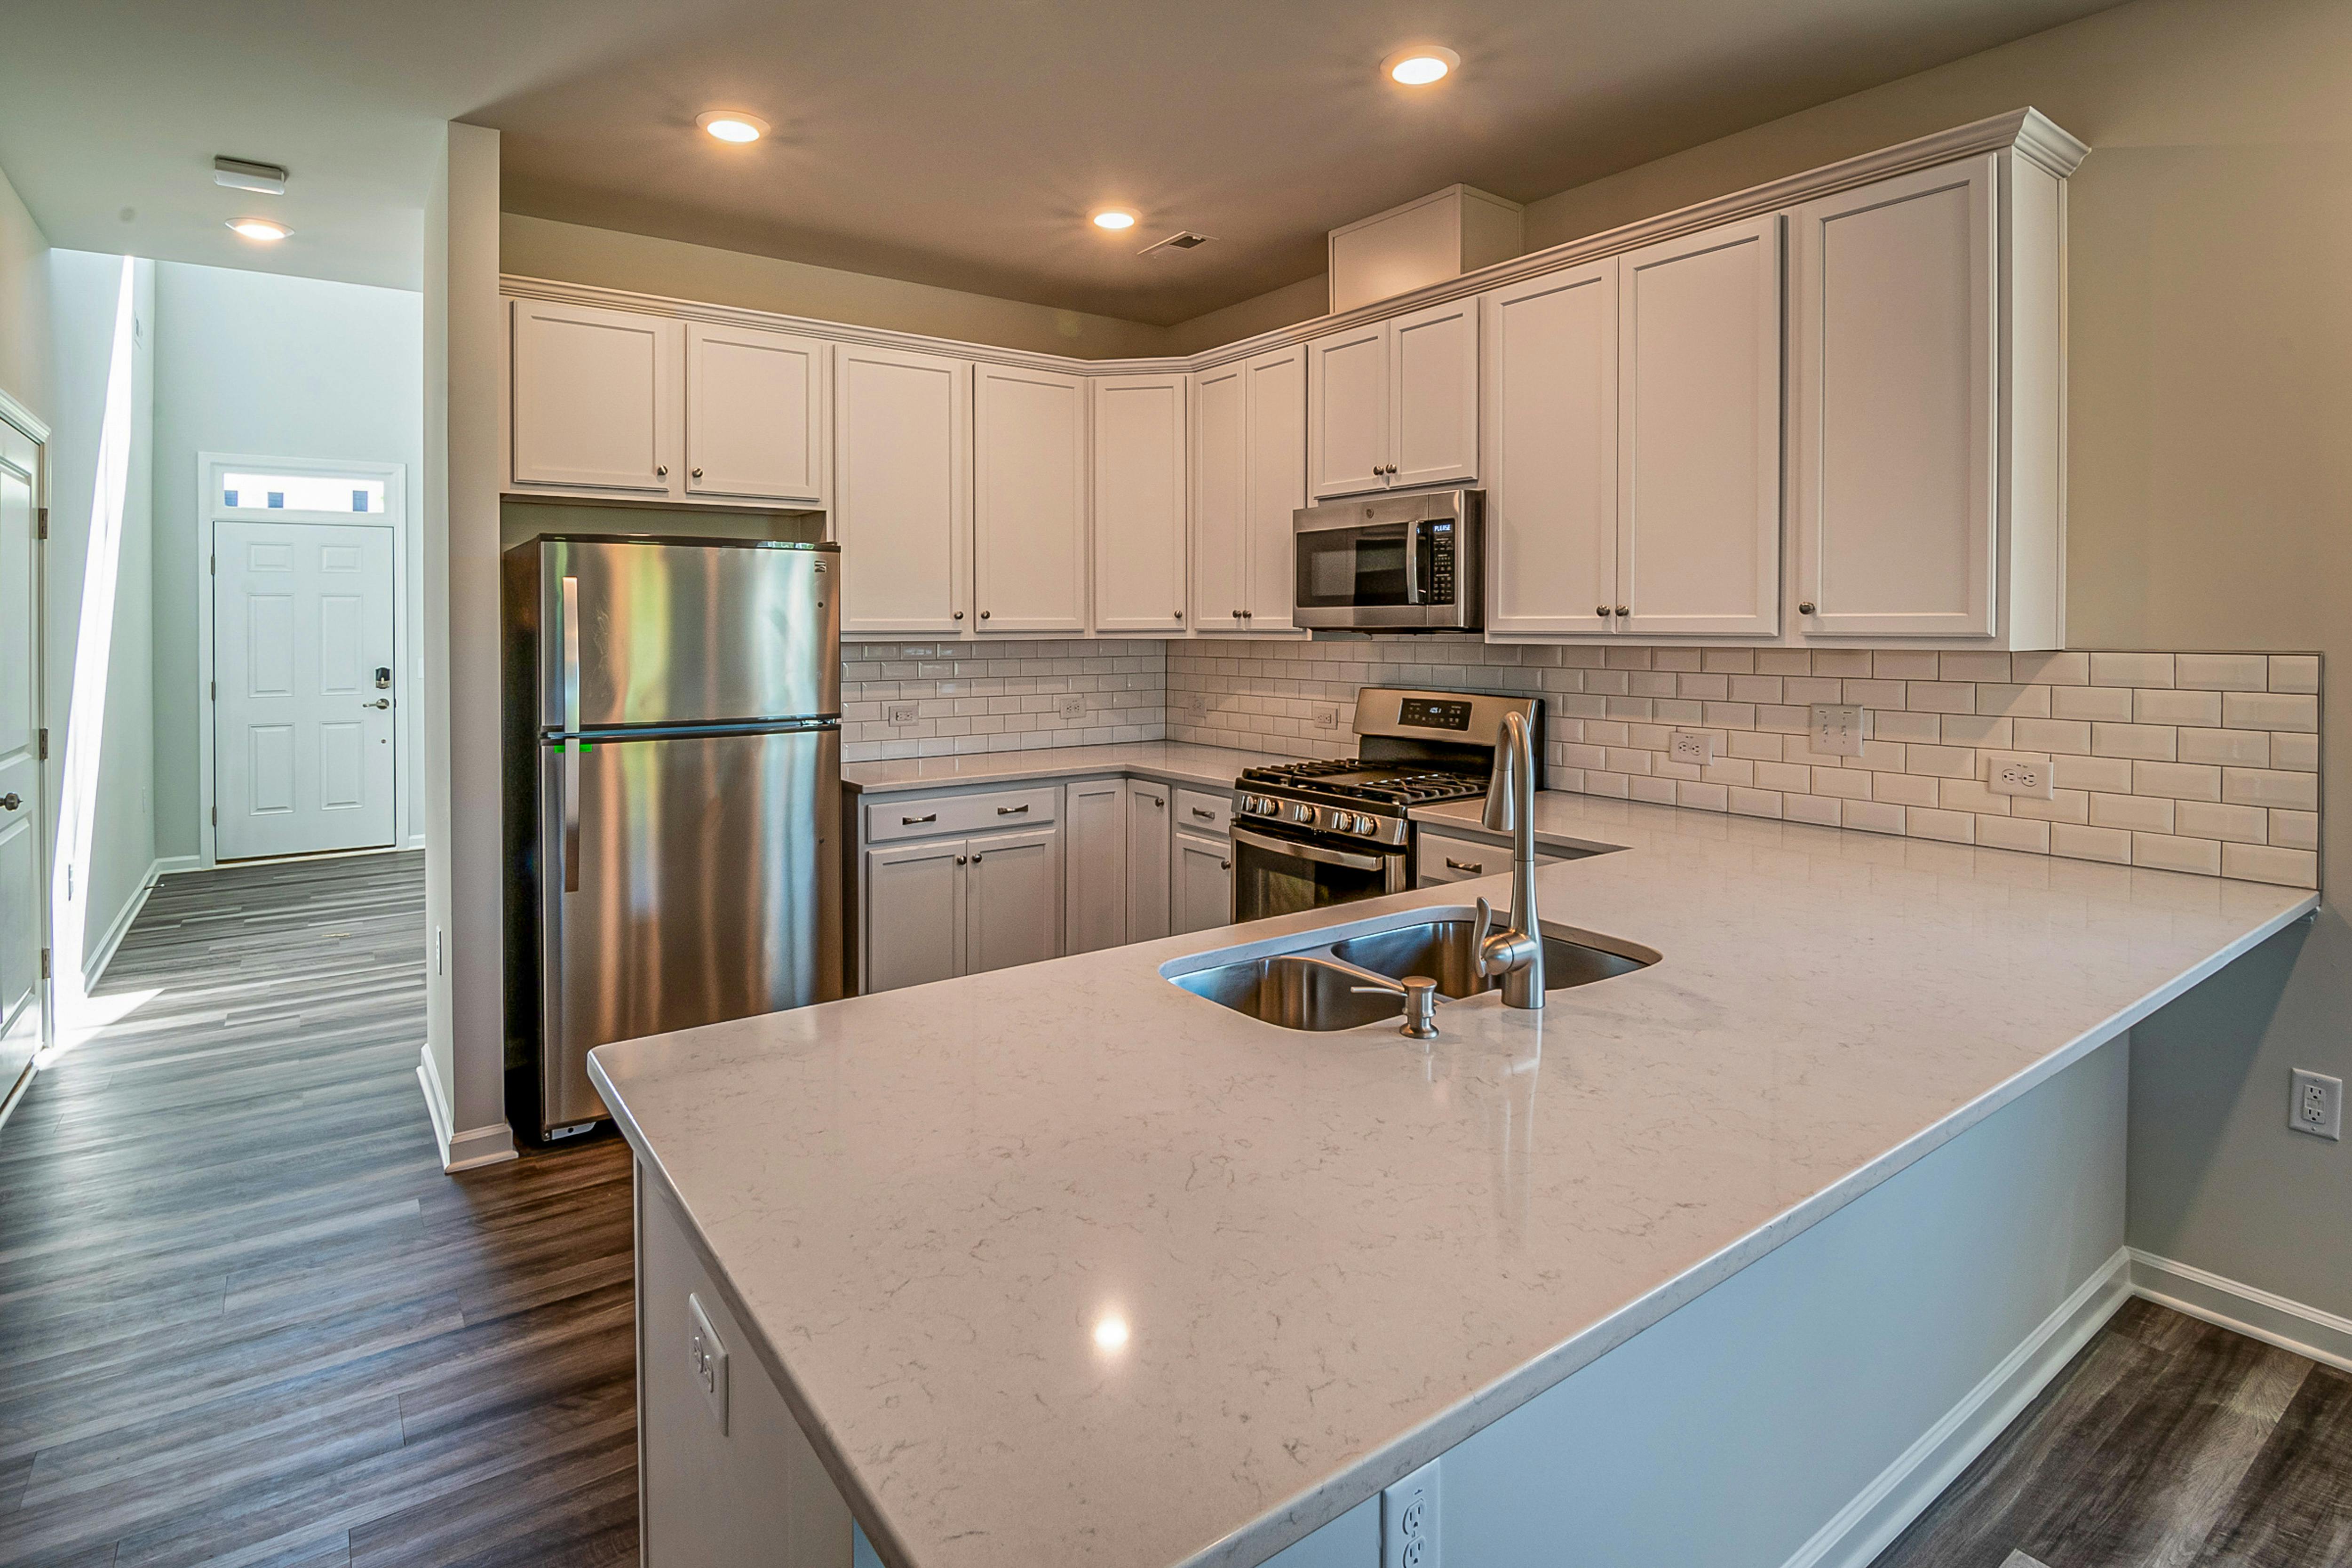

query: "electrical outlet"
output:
1056 695 1086 719
687 1292 730 1433
1312 703 1341 731
2291 1069 2342 1140
885 701 920 726
1984 752 2054 799
1670 730 1716 765
1810 703 1868 758
1382 1457 1439 1568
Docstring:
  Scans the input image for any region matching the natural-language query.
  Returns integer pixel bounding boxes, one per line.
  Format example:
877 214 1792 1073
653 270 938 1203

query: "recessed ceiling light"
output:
1383 45 1460 86
226 218 291 242
1091 208 1138 231
696 111 769 144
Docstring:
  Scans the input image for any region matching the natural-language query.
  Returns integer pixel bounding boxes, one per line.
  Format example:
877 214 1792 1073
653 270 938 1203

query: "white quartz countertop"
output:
841 740 1283 795
588 792 2317 1568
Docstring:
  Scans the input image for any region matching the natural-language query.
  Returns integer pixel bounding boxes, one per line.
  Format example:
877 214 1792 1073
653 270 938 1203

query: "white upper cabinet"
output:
834 343 972 636
1191 344 1306 634
1308 303 1478 501
1789 157 1996 639
510 300 680 496
1306 323 1390 499
1616 215 1782 637
974 364 1088 632
1482 261 1619 636
1093 374 1189 635
1388 298 1480 490
683 323 829 506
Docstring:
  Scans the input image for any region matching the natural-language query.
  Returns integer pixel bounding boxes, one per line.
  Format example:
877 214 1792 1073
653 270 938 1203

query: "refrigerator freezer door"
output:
539 724 842 1131
540 539 841 729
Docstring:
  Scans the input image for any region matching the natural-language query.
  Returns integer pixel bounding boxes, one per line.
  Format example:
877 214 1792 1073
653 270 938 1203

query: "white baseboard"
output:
1781 1247 2133 1568
416 1042 518 1173
81 859 166 991
2129 1248 2352 1373
152 853 206 876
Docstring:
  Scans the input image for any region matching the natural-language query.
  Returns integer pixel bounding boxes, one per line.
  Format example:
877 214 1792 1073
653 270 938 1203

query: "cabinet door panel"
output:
1171 831 1233 936
1389 298 1479 490
511 300 679 494
976 365 1088 631
1483 263 1618 636
1064 779 1128 955
1189 363 1249 632
1307 324 1391 499
866 838 964 993
1791 157 1995 637
1124 780 1172 943
834 345 971 635
1092 375 1189 634
685 324 827 505
965 828 1063 976
1617 216 1782 637
1242 345 1306 632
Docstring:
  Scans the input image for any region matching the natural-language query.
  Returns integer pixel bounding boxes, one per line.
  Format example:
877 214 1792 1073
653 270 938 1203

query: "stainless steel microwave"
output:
1293 488 1485 631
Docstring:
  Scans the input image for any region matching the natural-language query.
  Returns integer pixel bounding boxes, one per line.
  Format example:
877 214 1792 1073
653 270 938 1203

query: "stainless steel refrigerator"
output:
502 534 842 1139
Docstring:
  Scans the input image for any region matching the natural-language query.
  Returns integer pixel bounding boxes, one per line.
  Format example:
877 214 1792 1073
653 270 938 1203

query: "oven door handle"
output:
1231 824 1391 873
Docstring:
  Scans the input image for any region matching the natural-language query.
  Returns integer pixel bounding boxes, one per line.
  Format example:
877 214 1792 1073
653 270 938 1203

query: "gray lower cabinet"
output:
1064 777 1129 955
864 823 1065 993
1171 830 1233 935
1125 780 1172 943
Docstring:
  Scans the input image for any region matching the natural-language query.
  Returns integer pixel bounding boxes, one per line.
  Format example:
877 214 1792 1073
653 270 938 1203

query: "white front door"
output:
215 519 397 860
0 418 44 1099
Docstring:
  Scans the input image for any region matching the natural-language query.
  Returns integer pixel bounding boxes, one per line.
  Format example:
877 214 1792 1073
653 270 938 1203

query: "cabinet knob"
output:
1372 464 1382 477
1614 605 1630 617
1385 463 1398 475
980 609 991 620
656 464 668 477
1595 605 1610 618
971 852 983 862
1232 609 1242 618
955 854 967 864
691 467 703 480
1799 602 1818 615
1242 609 1252 618
1173 610 1183 619
1220 860 1231 871
953 610 964 620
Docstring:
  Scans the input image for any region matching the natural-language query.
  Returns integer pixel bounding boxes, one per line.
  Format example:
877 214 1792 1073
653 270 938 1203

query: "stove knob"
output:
1290 802 1315 826
1355 814 1375 835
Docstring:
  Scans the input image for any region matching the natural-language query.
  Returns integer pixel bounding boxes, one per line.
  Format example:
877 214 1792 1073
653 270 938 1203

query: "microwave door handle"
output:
1401 520 1422 605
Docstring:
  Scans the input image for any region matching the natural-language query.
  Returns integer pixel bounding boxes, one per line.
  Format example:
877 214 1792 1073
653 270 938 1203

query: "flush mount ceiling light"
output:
1383 45 1460 86
696 110 769 144
1091 208 1138 231
226 217 291 242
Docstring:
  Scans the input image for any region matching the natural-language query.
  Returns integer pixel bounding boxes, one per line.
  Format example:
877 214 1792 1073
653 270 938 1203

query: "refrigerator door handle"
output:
560 574 581 733
562 740 580 893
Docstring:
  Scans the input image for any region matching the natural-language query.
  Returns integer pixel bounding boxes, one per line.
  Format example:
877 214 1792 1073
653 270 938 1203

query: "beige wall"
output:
501 213 1175 361
0 166 54 422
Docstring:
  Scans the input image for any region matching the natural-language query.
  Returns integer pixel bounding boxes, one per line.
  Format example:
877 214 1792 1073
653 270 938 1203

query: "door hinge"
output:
35 506 47 541
209 679 216 700
211 805 217 826
40 948 50 980
37 728 47 762
209 554 216 575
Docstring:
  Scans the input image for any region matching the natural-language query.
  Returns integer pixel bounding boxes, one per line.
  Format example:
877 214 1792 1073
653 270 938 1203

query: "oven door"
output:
1231 824 1409 922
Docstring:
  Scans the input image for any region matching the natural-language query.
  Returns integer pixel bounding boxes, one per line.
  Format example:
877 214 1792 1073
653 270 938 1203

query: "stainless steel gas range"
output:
1229 687 1542 923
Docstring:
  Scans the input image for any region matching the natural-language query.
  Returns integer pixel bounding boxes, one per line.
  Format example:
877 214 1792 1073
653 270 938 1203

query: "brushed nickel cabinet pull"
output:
904 813 937 825
997 804 1029 815
1446 857 1483 874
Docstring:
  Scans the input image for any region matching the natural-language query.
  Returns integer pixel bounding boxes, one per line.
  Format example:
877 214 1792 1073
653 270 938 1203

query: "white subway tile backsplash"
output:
1163 639 2320 888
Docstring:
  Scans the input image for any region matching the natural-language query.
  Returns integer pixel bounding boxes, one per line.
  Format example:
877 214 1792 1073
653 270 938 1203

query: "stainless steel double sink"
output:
1166 909 1658 1033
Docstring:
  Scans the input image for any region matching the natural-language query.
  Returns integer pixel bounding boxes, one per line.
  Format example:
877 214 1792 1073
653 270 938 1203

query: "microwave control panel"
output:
1425 521 1456 604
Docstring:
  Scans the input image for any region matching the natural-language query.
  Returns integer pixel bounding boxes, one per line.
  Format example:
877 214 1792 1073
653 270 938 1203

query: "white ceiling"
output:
0 0 2119 319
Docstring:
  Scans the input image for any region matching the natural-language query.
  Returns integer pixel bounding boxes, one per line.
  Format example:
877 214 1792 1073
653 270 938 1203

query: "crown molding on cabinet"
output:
502 108 2085 381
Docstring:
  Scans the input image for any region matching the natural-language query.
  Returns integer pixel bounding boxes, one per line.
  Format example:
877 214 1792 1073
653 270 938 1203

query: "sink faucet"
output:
1474 710 1545 1010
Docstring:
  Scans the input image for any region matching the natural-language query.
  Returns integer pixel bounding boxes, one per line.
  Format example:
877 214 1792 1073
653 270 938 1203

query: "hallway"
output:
0 853 636 1568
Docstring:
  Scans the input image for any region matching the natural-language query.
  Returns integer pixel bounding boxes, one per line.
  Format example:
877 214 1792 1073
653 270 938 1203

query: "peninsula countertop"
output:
588 792 2318 1568
840 740 1284 796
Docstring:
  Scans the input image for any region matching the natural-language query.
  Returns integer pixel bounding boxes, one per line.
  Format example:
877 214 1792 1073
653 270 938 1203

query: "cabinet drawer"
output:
1173 787 1232 836
1416 829 1568 884
866 785 1060 844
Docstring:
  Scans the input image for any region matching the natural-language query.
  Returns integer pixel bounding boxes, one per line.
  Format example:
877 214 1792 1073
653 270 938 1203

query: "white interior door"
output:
215 519 397 860
0 420 44 1095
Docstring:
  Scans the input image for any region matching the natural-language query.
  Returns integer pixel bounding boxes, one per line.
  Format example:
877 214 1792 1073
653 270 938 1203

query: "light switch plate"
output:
688 1291 730 1433
1811 703 1868 758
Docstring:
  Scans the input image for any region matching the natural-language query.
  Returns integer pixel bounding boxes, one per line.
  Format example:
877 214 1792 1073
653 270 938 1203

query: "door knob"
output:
0 793 18 812
364 698 391 709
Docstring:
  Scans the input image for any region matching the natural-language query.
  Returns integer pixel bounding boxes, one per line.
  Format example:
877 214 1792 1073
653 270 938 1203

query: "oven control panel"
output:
1233 791 1409 847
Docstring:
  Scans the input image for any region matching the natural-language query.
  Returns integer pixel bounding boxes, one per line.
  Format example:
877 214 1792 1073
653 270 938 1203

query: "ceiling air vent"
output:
1138 231 1214 257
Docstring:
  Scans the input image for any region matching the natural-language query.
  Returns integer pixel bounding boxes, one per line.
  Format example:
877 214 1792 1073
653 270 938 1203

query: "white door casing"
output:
214 519 398 860
0 411 45 1091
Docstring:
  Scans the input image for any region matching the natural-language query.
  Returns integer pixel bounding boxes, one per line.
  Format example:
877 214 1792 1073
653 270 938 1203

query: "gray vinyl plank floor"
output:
0 852 636 1568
